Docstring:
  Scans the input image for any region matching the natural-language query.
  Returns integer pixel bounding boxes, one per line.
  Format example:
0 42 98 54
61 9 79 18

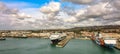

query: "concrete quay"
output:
56 36 72 47
115 38 120 50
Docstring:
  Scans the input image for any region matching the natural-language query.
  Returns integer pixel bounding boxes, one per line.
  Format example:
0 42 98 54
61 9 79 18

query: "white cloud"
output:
62 0 95 4
4 2 39 9
73 0 120 26
40 2 60 13
75 9 87 18
0 2 34 30
63 16 77 23
1 0 120 30
0 2 7 10
111 0 120 10
85 2 113 18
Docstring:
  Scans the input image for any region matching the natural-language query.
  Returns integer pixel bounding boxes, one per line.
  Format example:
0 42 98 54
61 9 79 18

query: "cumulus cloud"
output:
17 0 120 29
40 2 61 21
0 2 33 30
0 1 72 30
62 0 95 4
84 2 114 18
111 0 120 10
60 0 119 28
0 2 7 10
40 2 60 13
55 11 78 23
1 0 120 30
0 2 17 30
0 2 18 15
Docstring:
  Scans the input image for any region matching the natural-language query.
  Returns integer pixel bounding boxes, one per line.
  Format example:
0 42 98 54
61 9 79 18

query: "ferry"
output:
0 37 6 40
91 32 116 48
49 33 66 44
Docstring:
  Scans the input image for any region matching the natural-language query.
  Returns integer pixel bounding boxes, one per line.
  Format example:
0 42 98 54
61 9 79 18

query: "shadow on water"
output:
91 40 116 54
97 44 115 54
50 44 57 48
100 46 116 54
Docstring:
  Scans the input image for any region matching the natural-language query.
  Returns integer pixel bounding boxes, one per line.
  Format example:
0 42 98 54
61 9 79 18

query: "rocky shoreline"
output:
0 30 120 39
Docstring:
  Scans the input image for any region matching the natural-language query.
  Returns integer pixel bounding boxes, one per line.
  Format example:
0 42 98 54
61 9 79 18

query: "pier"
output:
115 38 120 50
56 36 72 47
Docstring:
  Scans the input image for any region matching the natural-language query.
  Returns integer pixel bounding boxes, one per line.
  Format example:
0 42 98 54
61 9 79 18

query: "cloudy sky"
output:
0 0 120 30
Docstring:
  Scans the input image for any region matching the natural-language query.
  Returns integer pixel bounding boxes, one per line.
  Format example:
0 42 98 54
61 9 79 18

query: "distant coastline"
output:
0 25 120 39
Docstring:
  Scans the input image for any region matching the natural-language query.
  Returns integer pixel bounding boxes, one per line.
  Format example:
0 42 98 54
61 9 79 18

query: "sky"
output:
0 0 120 30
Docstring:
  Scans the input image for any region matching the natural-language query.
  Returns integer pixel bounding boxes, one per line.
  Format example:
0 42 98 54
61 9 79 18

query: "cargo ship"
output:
91 32 116 48
49 33 66 44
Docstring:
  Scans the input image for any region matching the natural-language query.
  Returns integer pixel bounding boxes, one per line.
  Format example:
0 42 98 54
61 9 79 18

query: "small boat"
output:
0 37 6 40
49 33 66 45
91 32 116 48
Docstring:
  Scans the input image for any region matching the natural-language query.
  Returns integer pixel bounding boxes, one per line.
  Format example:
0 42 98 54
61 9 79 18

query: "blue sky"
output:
0 0 60 9
0 0 60 4
0 0 86 9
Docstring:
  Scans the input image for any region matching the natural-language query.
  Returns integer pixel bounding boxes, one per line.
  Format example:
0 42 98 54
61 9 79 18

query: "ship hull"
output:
94 39 116 48
51 39 61 44
50 36 66 45
0 38 6 40
104 44 115 48
49 33 66 45
95 40 101 45
91 32 116 48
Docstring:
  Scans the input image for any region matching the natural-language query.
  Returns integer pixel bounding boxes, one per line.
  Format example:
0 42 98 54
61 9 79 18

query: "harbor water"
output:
0 38 120 54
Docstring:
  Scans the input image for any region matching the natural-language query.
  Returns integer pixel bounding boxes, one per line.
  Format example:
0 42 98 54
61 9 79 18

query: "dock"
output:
56 36 72 47
115 39 120 50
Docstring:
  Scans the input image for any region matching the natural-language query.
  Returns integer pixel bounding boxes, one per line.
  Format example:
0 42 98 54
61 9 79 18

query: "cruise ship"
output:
91 32 116 48
49 33 66 44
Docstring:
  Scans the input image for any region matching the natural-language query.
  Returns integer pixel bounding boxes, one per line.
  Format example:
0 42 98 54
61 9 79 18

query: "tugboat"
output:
49 33 66 44
91 32 116 48
0 37 6 40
